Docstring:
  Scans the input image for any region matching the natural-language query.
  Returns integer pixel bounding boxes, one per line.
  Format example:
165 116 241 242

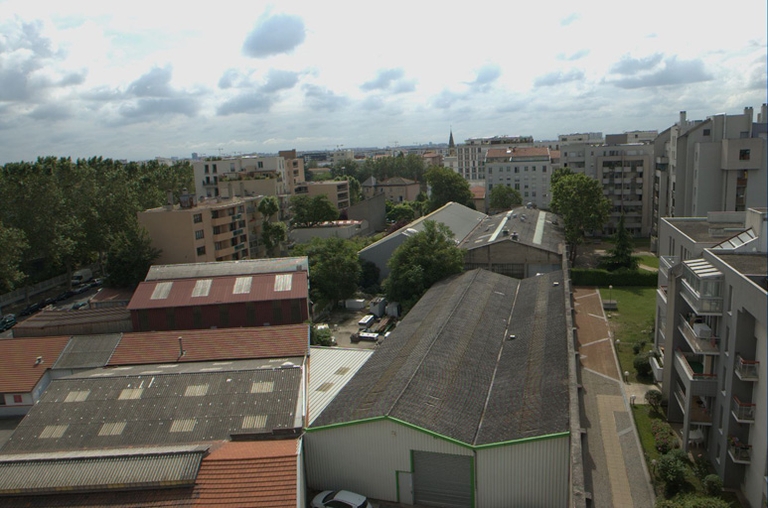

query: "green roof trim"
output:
307 416 569 449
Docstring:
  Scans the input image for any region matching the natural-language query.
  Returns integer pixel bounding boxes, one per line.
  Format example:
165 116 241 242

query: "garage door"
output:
412 451 473 508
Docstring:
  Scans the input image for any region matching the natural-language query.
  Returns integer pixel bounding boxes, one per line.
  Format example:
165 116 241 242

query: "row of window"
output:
488 165 548 174
0 394 24 405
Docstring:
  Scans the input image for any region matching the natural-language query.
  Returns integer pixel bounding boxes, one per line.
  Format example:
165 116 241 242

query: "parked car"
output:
311 490 373 508
19 302 41 317
72 302 88 310
0 314 16 332
55 290 75 302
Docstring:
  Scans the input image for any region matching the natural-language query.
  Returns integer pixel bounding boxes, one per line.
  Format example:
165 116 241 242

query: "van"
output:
71 268 93 286
357 314 375 329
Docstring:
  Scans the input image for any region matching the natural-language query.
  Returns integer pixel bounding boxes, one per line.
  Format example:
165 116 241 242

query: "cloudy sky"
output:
0 0 765 163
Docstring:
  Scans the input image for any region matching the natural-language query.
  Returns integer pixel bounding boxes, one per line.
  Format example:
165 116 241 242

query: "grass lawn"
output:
632 405 666 463
599 286 656 383
638 254 659 269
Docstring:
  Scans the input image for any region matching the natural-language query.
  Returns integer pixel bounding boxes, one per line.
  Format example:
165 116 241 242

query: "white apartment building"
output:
456 135 534 180
651 106 767 250
485 146 556 209
192 156 288 199
654 208 767 508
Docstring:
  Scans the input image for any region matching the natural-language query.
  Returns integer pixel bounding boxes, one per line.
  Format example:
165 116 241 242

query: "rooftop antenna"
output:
178 337 186 357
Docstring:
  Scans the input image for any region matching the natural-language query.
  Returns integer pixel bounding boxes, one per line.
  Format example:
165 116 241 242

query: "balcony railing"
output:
232 228 243 237
732 397 755 423
728 440 752 464
676 350 717 381
659 256 679 278
735 356 759 381
681 279 723 315
678 315 720 354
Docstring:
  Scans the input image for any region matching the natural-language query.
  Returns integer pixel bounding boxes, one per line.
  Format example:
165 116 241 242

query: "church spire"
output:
448 128 455 149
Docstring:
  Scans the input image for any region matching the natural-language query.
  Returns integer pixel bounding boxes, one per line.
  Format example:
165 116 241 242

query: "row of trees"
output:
0 157 194 291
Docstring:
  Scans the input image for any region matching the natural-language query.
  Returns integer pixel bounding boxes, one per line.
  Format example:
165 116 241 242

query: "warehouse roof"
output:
108 325 309 366
460 207 563 255
308 347 374 424
128 271 308 310
145 257 309 281
52 334 122 370
1 360 303 454
312 269 569 445
0 337 70 392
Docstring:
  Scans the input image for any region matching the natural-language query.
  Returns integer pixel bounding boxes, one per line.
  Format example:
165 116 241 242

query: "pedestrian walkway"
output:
573 287 655 507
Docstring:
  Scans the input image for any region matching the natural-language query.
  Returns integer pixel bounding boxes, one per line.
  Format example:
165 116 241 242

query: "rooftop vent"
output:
511 231 519 241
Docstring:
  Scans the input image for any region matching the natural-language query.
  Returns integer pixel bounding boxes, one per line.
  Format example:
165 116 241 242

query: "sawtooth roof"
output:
312 269 569 445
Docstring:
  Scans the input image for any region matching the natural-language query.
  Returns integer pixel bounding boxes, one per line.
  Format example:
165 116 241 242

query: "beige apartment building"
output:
294 180 350 210
138 192 267 265
192 156 288 199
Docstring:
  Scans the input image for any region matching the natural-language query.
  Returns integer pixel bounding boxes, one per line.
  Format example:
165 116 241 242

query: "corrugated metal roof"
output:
308 347 374 424
0 336 70 392
128 272 308 310
0 448 204 495
107 325 308 365
460 208 563 254
685 258 722 278
312 269 569 445
145 257 309 281
1 365 303 454
52 334 122 370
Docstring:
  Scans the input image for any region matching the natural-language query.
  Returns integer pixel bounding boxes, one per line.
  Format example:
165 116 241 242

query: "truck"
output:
71 268 93 287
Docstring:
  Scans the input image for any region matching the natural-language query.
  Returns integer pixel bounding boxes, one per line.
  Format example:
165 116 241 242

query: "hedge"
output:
571 268 657 286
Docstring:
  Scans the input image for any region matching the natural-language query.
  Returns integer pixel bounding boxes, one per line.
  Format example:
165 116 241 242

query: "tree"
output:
489 185 522 212
0 222 28 292
656 452 687 496
384 220 464 310
293 237 361 305
290 195 339 227
105 223 161 288
387 203 416 224
425 166 474 212
258 196 285 256
645 389 663 414
550 172 610 264
601 213 638 270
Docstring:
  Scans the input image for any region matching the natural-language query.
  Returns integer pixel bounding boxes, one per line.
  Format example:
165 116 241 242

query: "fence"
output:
0 265 100 313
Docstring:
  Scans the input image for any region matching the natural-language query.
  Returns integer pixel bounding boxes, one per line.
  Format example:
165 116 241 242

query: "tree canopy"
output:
425 166 474 212
290 195 339 227
292 237 361 305
600 213 638 271
489 184 522 212
550 171 610 264
105 223 161 288
384 220 464 310
258 196 286 256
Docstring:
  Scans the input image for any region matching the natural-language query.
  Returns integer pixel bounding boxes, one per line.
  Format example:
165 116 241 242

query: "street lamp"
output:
609 284 613 306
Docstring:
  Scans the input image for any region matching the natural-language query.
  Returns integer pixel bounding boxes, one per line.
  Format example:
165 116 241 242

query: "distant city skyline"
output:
0 0 765 164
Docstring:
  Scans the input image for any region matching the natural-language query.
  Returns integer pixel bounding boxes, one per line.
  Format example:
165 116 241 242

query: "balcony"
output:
234 243 246 251
657 286 668 304
731 396 755 423
735 356 759 381
728 440 751 464
675 350 718 395
678 315 720 354
674 390 713 424
681 279 723 315
232 228 243 237
659 256 679 278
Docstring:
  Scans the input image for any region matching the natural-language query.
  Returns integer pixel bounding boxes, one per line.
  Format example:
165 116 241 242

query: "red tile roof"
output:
0 337 70 392
470 186 486 199
107 325 309 366
127 272 308 311
194 440 299 507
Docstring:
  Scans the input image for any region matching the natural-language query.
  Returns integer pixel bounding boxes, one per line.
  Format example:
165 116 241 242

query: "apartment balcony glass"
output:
728 441 752 464
678 315 720 354
681 260 723 315
735 355 759 381
731 396 755 423
659 256 679 279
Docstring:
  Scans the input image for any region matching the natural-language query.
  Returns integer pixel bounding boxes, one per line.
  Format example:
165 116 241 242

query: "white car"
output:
310 490 373 508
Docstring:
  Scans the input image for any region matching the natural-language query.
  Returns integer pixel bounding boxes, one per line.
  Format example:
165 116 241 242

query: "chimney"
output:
679 111 687 126
759 104 768 124
178 337 186 357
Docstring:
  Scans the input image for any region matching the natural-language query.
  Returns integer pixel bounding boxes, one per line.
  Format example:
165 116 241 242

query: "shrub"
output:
651 419 667 435
655 500 681 508
682 497 730 508
657 452 687 496
655 433 676 454
692 454 710 481
571 268 658 286
646 389 663 414
634 352 653 378
702 474 723 497
633 340 647 355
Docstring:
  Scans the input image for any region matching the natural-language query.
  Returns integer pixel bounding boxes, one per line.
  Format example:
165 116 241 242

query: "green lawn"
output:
632 405 665 462
638 254 659 269
599 286 656 383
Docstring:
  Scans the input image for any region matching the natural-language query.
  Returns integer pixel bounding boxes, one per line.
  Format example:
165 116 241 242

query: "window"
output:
193 213 202 223
542 165 547 173
514 183 520 190
0 396 4 405
257 161 264 169
212 164 217 173
196 246 206 256
204 164 209 173
532 166 536 171
703 129 710 136
514 167 519 173
524 166 529 171
13 395 22 403
230 162 235 172
194 230 204 240
739 149 750 160
524 191 529 197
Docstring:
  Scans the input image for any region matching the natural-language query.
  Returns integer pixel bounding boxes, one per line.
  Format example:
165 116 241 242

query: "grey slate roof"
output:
460 207 563 255
144 257 309 281
51 334 122 370
2 361 303 454
312 269 569 445
0 446 205 494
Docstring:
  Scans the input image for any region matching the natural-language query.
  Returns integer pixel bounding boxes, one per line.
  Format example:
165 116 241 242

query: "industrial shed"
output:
305 269 571 507
461 207 564 279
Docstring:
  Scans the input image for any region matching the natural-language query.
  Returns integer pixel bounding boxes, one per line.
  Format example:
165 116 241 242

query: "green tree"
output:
656 452 687 496
645 389 663 414
425 166 474 212
0 222 28 292
258 196 286 256
550 172 610 264
387 203 416 223
293 237 361 305
105 223 161 288
290 195 339 227
601 213 638 270
489 184 522 212
384 220 464 310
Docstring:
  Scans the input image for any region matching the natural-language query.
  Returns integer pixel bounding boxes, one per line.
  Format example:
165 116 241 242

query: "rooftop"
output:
664 217 747 243
52 334 122 370
312 269 569 445
308 347 374 424
485 146 551 160
0 337 71 392
145 257 309 281
460 207 563 255
711 253 768 288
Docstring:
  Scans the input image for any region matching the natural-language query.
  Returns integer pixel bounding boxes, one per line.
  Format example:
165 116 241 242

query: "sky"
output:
0 0 766 163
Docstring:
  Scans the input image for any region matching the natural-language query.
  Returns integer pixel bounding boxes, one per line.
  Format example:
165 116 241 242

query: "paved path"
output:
573 287 655 507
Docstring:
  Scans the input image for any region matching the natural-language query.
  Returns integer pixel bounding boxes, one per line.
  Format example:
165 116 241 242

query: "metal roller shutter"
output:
412 451 473 508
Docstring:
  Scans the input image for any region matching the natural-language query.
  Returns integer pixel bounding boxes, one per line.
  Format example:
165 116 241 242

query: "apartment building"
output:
138 192 266 265
651 106 767 249
485 146 557 209
293 180 350 210
279 149 306 195
456 135 534 181
361 176 420 202
654 208 767 508
192 156 288 199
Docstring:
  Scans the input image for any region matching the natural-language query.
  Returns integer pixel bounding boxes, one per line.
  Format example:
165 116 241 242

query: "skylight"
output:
150 282 173 300
192 279 212 297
